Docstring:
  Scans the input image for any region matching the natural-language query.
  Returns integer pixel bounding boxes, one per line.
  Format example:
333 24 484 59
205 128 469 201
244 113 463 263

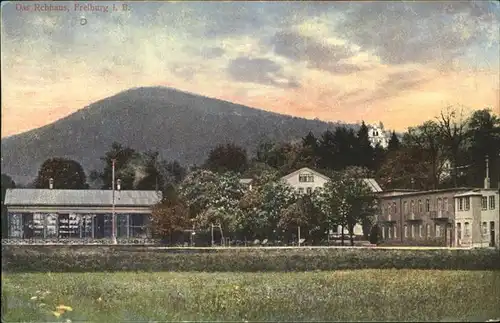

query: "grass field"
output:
2 270 500 322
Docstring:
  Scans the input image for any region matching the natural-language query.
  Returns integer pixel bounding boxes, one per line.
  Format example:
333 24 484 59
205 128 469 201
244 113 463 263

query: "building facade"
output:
454 189 499 248
368 122 390 149
377 188 499 247
281 167 383 236
4 188 162 243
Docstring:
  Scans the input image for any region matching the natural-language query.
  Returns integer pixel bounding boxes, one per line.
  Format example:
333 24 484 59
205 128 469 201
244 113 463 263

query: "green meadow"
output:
3 270 500 322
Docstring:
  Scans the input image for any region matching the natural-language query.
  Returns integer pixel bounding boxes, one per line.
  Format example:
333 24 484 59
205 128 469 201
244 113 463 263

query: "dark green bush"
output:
2 245 499 273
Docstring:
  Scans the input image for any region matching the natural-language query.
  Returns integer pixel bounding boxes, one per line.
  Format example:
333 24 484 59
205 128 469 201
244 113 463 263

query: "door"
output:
490 221 496 247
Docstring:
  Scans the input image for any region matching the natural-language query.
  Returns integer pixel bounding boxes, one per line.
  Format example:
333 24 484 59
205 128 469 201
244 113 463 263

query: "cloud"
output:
347 70 431 105
227 57 300 88
267 31 362 74
335 1 499 65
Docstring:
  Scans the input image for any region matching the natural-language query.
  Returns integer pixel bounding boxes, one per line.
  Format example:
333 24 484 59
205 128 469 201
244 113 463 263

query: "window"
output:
130 214 147 238
392 202 397 214
117 214 129 238
418 200 422 213
8 213 22 238
419 224 423 237
457 223 462 240
46 213 58 238
464 222 470 236
307 187 313 194
464 197 470 211
299 174 314 182
490 196 496 210
483 222 488 235
444 198 449 211
81 214 93 238
426 224 431 238
382 226 385 239
32 213 45 238
482 197 488 210
393 225 397 238
411 200 415 213
388 226 392 239
411 224 416 238
404 225 408 238
437 198 442 211
403 201 408 214
298 187 304 194
425 199 430 212
458 198 463 211
435 224 441 237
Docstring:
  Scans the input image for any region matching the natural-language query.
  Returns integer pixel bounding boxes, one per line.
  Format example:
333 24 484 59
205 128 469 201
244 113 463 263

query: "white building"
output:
281 167 383 237
368 122 390 149
454 189 499 248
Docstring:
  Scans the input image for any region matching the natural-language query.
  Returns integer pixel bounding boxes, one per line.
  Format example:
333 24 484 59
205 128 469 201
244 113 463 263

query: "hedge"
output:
2 245 500 272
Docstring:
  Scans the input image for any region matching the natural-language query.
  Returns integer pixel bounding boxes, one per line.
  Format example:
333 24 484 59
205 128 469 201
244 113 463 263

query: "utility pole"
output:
111 159 117 245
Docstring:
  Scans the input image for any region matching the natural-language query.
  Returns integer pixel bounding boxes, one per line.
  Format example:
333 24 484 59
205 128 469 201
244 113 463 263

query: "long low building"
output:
377 187 499 248
3 188 162 242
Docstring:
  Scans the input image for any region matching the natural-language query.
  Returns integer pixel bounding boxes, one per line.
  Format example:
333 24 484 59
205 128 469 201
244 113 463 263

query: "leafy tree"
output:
178 169 219 219
238 177 296 241
91 142 140 190
376 148 437 190
279 191 326 245
316 170 376 246
34 158 89 189
1 174 16 238
387 131 401 152
464 109 500 187
179 170 245 240
136 150 164 191
241 161 277 179
159 160 187 185
150 188 190 244
204 143 249 174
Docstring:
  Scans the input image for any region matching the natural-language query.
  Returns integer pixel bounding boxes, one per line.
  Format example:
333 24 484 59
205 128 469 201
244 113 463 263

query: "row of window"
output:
8 213 148 239
381 223 450 239
298 174 315 183
382 221 496 241
386 195 497 216
387 197 450 216
481 196 496 210
298 187 314 194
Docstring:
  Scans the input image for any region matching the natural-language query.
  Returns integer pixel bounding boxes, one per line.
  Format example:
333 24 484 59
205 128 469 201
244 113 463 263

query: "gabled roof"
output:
281 167 330 182
363 178 383 193
281 167 383 193
4 189 162 207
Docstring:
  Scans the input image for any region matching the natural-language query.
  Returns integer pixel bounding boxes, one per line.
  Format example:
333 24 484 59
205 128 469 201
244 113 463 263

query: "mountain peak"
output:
1 87 350 184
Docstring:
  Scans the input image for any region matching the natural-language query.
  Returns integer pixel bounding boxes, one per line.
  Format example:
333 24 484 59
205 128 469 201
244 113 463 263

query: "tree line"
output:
1 107 499 241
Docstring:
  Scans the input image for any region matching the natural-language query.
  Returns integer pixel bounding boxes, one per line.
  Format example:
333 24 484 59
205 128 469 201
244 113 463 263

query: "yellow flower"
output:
234 285 240 290
30 296 38 300
56 305 73 312
52 311 62 318
97 297 103 302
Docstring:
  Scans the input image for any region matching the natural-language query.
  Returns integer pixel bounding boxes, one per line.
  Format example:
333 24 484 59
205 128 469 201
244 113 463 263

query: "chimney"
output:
117 179 121 191
49 178 54 189
484 155 490 189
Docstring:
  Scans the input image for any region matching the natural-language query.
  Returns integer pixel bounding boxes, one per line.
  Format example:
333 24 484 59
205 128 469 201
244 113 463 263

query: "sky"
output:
1 1 499 138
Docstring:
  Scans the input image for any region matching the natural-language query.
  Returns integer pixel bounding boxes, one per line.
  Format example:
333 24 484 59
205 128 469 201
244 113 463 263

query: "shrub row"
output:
2 245 499 273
